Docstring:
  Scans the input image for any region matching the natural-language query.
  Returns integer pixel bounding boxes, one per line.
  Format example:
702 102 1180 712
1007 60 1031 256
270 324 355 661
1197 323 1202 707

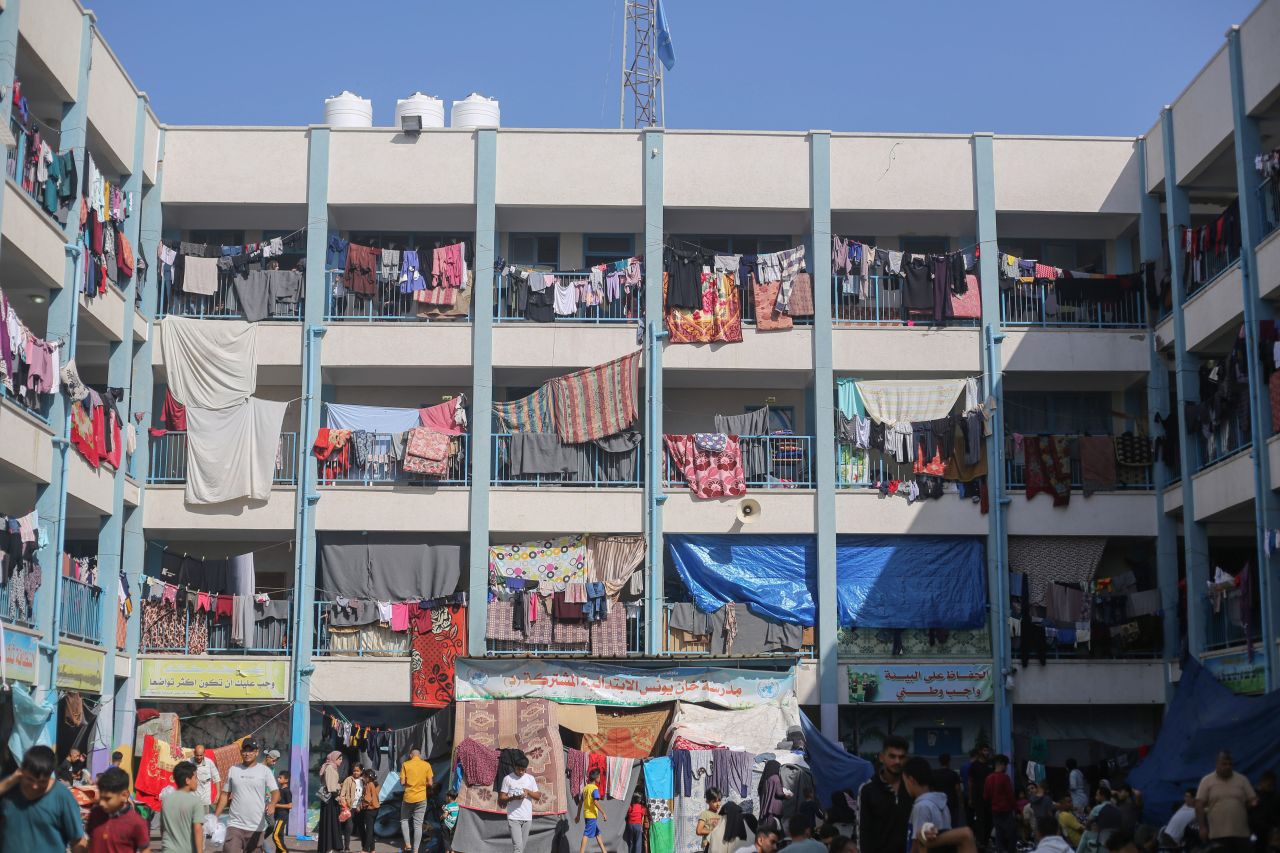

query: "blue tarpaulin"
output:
667 535 816 625
325 402 421 434
666 534 986 629
799 711 873 809
1129 656 1280 824
836 535 987 629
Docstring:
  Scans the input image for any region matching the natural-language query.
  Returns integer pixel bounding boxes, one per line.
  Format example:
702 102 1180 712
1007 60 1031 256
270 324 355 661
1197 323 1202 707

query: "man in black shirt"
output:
859 735 913 853
967 748 992 847
934 753 965 829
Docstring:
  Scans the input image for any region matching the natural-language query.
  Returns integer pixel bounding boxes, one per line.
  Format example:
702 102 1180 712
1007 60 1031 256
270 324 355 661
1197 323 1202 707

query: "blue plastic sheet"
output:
799 712 873 809
836 535 986 629
666 535 816 626
667 535 986 629
1129 656 1280 824
8 683 53 762
325 403 421 434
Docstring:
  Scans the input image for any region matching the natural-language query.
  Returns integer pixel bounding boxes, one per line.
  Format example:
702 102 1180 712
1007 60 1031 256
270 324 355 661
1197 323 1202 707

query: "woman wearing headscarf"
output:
706 801 755 853
317 751 344 853
758 760 789 831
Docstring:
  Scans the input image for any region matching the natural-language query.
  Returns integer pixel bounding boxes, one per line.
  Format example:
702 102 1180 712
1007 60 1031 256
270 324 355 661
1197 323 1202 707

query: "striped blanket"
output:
550 351 641 444
492 385 554 433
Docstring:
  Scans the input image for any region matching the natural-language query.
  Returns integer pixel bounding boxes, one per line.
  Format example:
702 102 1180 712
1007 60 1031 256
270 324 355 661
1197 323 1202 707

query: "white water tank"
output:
323 91 373 128
450 93 501 128
395 92 445 129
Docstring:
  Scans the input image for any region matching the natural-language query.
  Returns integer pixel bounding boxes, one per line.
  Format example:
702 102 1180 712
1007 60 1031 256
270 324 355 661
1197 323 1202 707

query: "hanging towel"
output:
419 397 467 435
160 317 259 409
183 397 287 504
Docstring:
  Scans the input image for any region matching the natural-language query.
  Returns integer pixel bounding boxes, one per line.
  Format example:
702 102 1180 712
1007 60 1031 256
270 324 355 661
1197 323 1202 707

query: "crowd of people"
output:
0 737 459 853
1 738 1277 853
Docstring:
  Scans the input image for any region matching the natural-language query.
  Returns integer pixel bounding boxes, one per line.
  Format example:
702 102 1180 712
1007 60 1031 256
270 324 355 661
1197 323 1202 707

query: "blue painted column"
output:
642 128 666 655
0 0 21 238
287 125 329 838
808 132 839 737
33 10 94 736
117 125 164 755
972 133 1012 757
1226 25 1278 692
1160 109 1210 658
1136 139 1182 693
467 128 496 647
85 94 149 774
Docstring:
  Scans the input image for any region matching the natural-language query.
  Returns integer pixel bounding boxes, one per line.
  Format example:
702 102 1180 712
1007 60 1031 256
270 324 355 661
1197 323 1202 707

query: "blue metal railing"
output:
492 433 642 487
1196 408 1251 472
661 604 815 658
1006 440 1154 491
2 385 53 423
313 600 411 656
664 434 813 489
325 269 472 322
832 274 977 327
999 281 1146 328
1184 252 1241 301
485 603 646 656
494 270 641 324
1203 588 1259 652
157 269 304 320
58 576 103 645
0 580 36 628
1258 176 1279 244
147 431 298 485
139 599 291 654
319 433 469 486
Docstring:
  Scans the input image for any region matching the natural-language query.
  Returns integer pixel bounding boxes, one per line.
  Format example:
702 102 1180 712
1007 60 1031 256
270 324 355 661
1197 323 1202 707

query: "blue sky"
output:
97 0 1258 135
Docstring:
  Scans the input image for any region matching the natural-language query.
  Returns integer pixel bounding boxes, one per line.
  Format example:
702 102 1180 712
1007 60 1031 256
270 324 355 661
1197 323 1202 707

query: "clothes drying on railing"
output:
833 238 973 322
1178 199 1241 290
157 232 305 319
0 285 61 413
1188 328 1249 464
492 351 641 449
69 386 126 472
663 434 748 499
79 151 139 301
316 399 469 481
662 253 744 343
500 256 642 322
331 241 472 319
62 553 99 587
1 508 43 624
9 112 78 222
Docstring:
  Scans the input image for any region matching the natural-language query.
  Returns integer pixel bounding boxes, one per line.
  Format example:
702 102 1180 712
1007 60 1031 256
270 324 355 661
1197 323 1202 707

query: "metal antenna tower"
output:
620 0 663 128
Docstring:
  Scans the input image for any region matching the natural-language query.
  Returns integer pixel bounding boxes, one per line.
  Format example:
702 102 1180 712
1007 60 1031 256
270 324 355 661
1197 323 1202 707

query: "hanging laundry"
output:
664 434 747 499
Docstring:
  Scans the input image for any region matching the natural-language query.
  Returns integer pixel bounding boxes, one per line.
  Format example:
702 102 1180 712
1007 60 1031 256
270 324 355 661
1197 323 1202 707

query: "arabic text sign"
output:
56 644 106 691
455 659 793 708
2 628 38 684
847 664 992 703
139 659 289 700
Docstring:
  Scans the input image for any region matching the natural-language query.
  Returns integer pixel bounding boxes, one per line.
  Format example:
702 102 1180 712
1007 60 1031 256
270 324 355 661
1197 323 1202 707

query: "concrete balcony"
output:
0 398 54 485
1011 659 1166 704
322 324 472 373
834 327 980 375
66 451 115 516
143 485 298 535
834 491 986 535
1000 328 1151 376
489 487 643 535
3 179 68 289
1006 492 1158 536
1182 262 1244 353
79 286 127 343
315 486 469 532
492 324 642 374
664 490 815 534
1258 226 1280 301
1190 448 1256 521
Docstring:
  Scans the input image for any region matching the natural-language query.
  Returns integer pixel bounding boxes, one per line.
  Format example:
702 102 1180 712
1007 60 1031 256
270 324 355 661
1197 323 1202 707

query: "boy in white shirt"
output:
498 756 541 853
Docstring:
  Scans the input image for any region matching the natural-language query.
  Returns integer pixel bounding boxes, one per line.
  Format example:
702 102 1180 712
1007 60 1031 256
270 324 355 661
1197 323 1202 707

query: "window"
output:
900 237 949 255
510 234 559 267
1005 392 1112 435
678 235 792 256
746 405 794 432
583 234 635 267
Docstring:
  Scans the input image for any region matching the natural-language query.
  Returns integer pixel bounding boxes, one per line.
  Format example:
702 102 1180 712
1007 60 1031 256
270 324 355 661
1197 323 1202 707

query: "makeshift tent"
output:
836 535 987 629
798 711 874 809
184 397 287 504
667 534 817 626
317 533 464 600
1128 656 1280 824
667 534 986 629
159 317 258 409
